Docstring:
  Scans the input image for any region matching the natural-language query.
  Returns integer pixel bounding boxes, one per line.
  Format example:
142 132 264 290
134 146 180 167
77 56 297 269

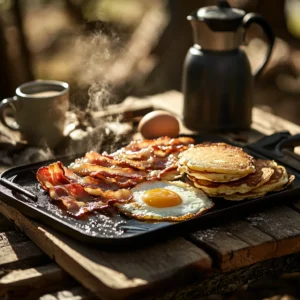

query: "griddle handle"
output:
0 177 37 201
275 134 300 157
251 131 291 149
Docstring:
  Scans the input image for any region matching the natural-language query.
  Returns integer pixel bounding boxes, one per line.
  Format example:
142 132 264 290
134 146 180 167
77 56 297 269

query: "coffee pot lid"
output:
194 0 245 31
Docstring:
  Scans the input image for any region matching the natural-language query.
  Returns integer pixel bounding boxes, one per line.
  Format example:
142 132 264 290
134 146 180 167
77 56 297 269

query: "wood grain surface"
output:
188 219 276 272
0 214 89 299
188 204 300 272
0 216 50 271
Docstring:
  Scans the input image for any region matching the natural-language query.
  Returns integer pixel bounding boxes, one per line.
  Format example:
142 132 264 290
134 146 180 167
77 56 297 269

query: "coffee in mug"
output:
0 80 69 148
30 91 62 97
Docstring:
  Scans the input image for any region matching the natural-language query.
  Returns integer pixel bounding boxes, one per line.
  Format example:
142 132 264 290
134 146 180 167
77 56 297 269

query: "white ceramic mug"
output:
0 80 69 148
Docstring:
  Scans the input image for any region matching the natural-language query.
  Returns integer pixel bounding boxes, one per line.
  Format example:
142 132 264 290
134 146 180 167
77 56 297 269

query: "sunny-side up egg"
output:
116 181 214 222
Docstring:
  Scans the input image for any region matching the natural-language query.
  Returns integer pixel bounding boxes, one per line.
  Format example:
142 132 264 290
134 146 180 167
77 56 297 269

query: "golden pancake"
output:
190 159 275 195
178 143 255 175
205 172 295 201
178 165 248 182
273 174 295 191
251 164 288 193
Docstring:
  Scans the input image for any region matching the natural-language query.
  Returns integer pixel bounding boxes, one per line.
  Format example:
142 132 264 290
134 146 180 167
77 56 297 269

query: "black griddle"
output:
1 131 300 247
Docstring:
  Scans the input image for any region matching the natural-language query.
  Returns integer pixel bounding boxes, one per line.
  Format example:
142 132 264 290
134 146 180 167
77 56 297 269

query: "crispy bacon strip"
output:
111 137 195 159
63 166 121 190
37 163 133 217
157 165 180 180
151 144 192 157
83 152 123 167
88 173 143 188
36 162 70 190
109 147 154 160
36 162 116 190
69 162 147 179
49 184 107 217
49 184 132 218
123 136 194 151
49 183 95 201
83 186 131 200
83 151 152 170
50 184 131 202
150 155 177 170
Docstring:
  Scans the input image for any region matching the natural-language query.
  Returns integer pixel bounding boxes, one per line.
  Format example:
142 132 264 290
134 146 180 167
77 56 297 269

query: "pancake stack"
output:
177 143 294 201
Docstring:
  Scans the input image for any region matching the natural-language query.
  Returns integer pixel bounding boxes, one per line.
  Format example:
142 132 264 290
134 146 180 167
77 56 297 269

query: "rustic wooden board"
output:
188 220 276 272
142 251 300 300
0 217 91 299
0 263 63 287
39 286 95 300
188 204 300 272
0 226 50 271
0 230 28 248
0 201 212 300
246 205 300 256
0 263 76 298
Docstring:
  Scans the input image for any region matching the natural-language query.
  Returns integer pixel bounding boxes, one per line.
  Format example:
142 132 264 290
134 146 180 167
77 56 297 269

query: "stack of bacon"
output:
36 137 195 218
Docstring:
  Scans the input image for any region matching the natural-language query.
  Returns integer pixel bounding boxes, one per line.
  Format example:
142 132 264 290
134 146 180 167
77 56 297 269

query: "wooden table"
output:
1 91 300 300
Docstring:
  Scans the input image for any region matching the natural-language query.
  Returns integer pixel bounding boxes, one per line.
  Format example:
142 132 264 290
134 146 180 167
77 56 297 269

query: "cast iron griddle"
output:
0 132 300 247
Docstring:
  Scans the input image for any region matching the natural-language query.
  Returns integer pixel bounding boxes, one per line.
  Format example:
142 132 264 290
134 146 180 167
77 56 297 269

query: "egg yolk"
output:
142 188 182 208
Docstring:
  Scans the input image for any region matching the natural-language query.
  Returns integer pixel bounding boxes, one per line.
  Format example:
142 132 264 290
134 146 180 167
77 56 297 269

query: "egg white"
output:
116 180 214 221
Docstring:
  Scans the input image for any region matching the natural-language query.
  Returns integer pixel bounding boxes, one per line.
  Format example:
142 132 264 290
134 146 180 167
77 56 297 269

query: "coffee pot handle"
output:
0 97 20 130
243 13 275 80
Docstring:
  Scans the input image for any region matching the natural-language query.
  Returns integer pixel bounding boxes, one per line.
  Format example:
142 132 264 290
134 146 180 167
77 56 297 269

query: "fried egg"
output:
115 181 214 221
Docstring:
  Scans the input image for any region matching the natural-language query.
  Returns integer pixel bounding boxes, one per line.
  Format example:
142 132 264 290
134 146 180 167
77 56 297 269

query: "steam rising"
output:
75 28 124 87
87 82 113 111
65 28 131 154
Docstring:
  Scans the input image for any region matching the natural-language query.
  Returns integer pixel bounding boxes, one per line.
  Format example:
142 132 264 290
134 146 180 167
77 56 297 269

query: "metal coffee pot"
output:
182 0 274 132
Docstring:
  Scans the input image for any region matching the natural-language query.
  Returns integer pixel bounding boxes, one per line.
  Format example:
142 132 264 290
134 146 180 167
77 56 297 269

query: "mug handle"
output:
243 13 275 80
0 96 20 130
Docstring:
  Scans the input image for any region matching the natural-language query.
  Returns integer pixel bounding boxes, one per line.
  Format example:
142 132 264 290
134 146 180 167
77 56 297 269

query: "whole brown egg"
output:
138 110 180 139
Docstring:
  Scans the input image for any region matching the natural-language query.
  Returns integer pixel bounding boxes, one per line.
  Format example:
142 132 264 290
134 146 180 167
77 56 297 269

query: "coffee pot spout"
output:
187 10 197 22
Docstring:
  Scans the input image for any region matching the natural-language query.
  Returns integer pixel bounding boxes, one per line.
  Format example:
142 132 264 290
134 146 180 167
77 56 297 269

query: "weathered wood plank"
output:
0 223 51 271
252 107 300 136
139 251 300 300
0 263 67 287
188 219 277 272
0 201 212 300
0 240 49 269
188 205 300 272
246 205 300 257
224 220 276 265
0 263 74 297
38 286 95 300
0 230 27 248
